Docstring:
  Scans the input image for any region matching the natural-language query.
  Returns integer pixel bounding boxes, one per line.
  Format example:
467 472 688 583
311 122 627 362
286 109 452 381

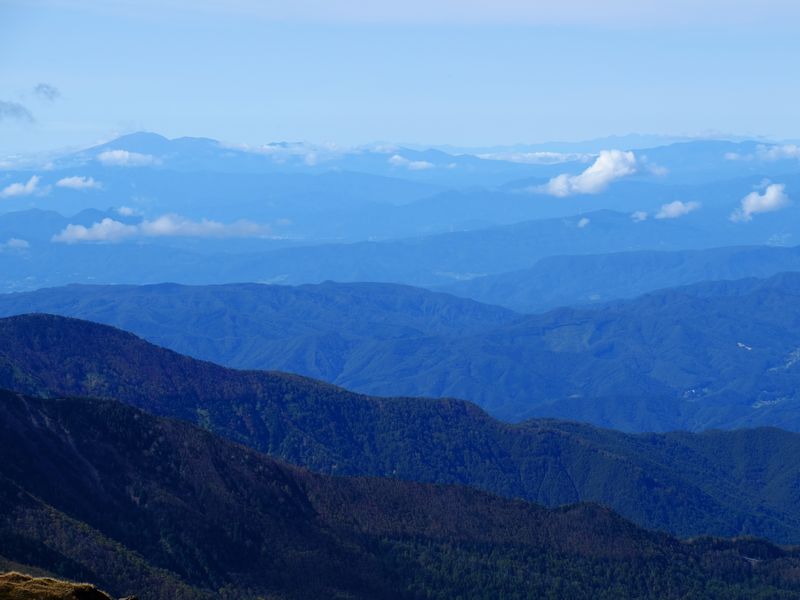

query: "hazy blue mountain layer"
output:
4 273 800 429
439 244 800 312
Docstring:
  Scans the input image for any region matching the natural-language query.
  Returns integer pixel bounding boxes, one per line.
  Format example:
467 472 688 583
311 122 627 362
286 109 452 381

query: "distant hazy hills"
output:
439 244 800 312
5 314 800 545
0 281 519 380
2 131 799 294
0 207 773 292
5 388 800 599
4 273 800 429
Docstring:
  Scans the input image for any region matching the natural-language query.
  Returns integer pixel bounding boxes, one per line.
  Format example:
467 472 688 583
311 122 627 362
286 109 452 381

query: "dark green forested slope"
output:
3 389 800 600
3 273 800 430
3 314 800 544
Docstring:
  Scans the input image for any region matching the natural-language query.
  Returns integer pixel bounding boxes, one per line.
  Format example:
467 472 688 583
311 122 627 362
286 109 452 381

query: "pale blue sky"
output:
2 0 800 153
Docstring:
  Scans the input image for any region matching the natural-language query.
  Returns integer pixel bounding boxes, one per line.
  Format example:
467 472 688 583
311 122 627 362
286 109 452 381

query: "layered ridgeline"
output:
3 132 800 293
3 390 800 600
4 273 800 429
0 208 721 292
0 282 519 382
438 244 800 313
4 314 800 544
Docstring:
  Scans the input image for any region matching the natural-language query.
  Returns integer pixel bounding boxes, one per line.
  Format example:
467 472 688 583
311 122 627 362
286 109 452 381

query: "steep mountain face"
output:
2 390 800 600
439 244 800 313
5 273 800 430
3 314 800 543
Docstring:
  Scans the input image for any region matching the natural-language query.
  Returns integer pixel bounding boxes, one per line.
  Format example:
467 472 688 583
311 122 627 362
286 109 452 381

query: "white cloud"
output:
52 218 138 243
577 217 590 228
646 164 669 177
630 210 648 222
116 206 138 216
388 154 435 170
225 140 350 165
0 175 41 198
52 213 267 243
97 149 159 167
731 183 790 222
724 145 800 162
757 144 800 161
0 238 30 250
655 200 700 219
56 175 102 190
538 150 637 197
477 151 591 165
138 214 264 237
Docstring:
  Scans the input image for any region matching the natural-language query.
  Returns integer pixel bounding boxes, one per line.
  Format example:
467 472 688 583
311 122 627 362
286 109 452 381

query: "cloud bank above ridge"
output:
52 214 267 243
538 150 637 197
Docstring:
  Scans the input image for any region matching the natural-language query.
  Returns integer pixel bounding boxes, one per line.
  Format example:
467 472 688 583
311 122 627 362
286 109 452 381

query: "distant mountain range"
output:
1 130 799 294
5 314 800 545
4 388 800 599
4 274 800 430
4 206 788 292
439 244 800 312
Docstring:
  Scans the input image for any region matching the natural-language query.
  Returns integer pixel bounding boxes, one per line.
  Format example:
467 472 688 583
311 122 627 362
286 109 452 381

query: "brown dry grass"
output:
0 572 114 600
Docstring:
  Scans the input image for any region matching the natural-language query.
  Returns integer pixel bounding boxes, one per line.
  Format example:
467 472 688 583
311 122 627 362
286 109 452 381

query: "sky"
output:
2 0 800 154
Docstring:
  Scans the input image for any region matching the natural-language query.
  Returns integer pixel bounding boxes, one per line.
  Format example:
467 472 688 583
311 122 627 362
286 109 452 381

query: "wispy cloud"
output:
388 154 435 170
33 83 60 102
725 144 800 162
225 140 349 165
116 206 138 216
630 210 648 222
577 217 590 228
56 175 102 190
97 149 159 167
138 214 264 237
757 144 800 161
52 213 267 243
538 150 637 197
655 200 700 219
0 101 34 123
478 151 591 165
53 218 137 243
731 183 790 222
0 175 42 198
0 238 30 250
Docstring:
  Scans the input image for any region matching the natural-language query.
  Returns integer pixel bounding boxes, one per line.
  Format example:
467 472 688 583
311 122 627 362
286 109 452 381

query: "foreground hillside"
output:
2 389 800 599
0 572 120 600
4 314 800 543
5 273 800 429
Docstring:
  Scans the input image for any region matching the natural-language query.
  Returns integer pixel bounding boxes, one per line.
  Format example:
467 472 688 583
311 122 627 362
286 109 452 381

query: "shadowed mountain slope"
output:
3 390 800 599
3 314 800 543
